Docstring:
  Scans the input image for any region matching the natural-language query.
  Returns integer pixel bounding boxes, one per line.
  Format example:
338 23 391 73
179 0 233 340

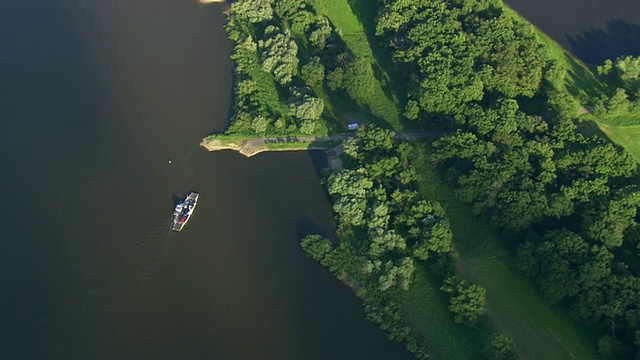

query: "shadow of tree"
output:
563 53 612 99
576 120 609 139
344 0 412 129
567 18 640 66
575 120 640 175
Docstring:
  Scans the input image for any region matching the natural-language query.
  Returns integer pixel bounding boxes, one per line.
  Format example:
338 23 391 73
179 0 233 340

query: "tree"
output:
534 229 591 302
358 124 396 154
412 220 453 260
309 16 332 49
230 35 258 72
615 55 640 81
298 119 317 134
251 115 270 134
301 234 333 265
258 26 299 85
328 168 373 227
403 100 420 120
274 0 314 33
548 88 581 119
472 14 545 98
231 0 273 23
300 57 325 87
598 55 640 98
376 0 548 115
332 58 376 102
342 137 361 161
327 168 373 198
483 333 516 360
369 230 406 258
274 0 304 20
397 166 419 185
515 241 539 277
597 59 613 75
544 59 566 86
333 196 368 226
598 335 626 359
326 68 344 91
607 87 630 115
379 257 415 291
367 200 391 236
583 187 640 247
367 156 400 182
288 87 324 122
441 277 486 326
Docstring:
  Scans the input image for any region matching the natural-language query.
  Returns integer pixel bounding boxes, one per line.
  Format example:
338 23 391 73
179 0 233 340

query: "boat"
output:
172 192 199 231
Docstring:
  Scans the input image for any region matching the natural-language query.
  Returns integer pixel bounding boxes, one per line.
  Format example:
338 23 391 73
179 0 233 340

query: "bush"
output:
441 276 486 327
483 333 516 360
301 57 325 87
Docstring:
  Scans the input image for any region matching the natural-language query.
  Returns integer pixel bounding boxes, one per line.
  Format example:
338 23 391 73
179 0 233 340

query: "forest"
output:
225 0 640 359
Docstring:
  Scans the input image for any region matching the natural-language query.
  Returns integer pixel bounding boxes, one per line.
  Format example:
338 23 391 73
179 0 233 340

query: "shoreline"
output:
199 135 343 157
199 131 439 157
200 135 345 169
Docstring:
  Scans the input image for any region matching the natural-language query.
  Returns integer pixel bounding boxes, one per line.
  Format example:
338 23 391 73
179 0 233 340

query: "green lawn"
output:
309 0 405 130
598 123 640 162
401 267 485 359
246 56 291 119
414 151 599 360
577 114 640 163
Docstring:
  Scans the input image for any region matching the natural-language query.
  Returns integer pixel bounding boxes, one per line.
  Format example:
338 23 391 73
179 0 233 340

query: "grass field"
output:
598 123 640 162
309 0 405 130
401 267 486 359
246 56 291 120
414 152 598 360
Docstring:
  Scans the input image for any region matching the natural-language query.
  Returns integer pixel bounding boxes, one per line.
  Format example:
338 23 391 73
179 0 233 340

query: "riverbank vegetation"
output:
372 0 640 358
219 0 640 359
587 55 640 161
302 125 465 359
210 0 409 141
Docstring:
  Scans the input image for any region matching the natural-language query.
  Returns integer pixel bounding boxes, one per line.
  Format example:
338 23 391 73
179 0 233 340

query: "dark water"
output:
0 0 414 359
505 0 640 65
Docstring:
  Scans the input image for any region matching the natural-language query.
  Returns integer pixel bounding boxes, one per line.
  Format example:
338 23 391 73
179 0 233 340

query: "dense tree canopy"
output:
372 1 640 356
328 57 376 103
302 124 459 359
259 26 299 85
376 0 547 119
231 0 273 24
227 0 640 357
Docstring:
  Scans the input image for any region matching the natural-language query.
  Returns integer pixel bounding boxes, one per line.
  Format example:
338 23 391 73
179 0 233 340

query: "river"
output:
0 0 414 359
505 0 640 65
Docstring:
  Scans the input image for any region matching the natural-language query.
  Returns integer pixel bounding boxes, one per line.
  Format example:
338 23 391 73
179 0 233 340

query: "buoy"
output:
168 159 172 164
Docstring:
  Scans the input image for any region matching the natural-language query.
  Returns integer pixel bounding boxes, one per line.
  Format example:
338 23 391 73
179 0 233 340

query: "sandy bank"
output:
200 137 314 157
200 135 343 158
199 137 245 153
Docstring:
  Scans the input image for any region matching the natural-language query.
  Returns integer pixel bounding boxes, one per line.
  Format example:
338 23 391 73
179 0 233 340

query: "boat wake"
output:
65 215 176 340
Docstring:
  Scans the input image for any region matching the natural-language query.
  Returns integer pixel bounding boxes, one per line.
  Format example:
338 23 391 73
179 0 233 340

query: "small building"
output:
347 123 359 131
